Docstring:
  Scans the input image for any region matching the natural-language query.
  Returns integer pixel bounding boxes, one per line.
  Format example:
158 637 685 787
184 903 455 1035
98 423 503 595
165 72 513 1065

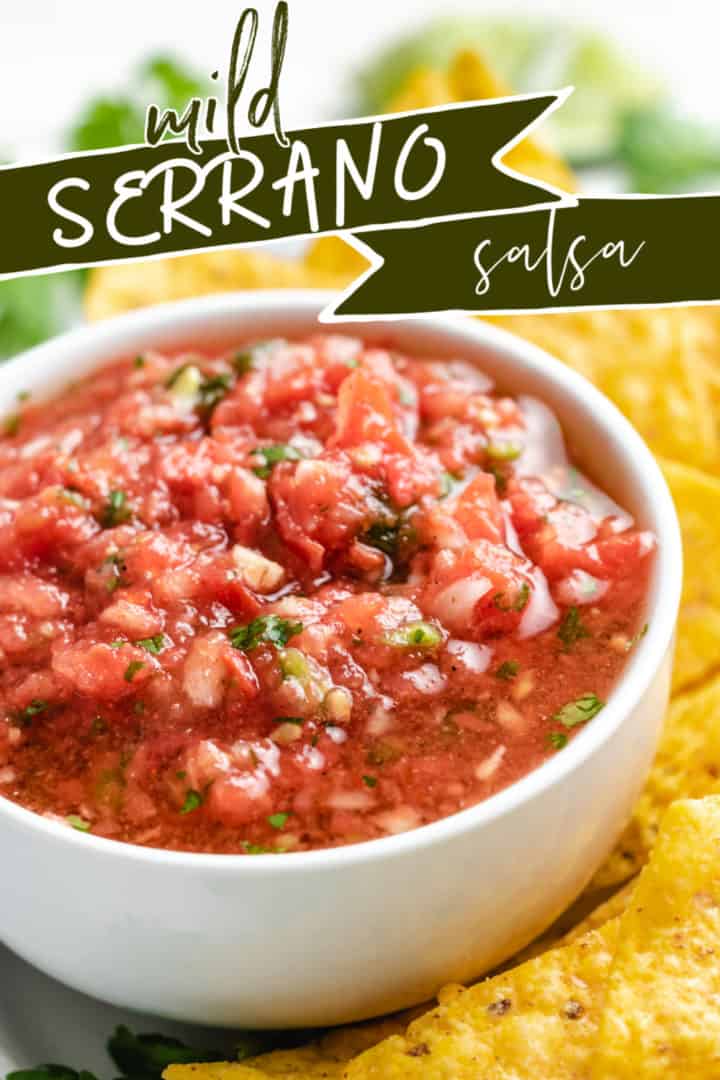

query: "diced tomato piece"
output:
452 472 504 543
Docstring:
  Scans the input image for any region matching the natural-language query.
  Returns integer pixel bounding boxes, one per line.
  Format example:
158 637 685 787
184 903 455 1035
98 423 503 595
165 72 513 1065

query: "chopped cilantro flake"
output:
242 842 274 855
67 814 92 832
361 519 401 557
136 634 166 655
124 660 145 682
558 606 590 651
198 372 232 415
250 443 301 479
553 693 605 729
229 615 303 652
268 812 290 829
180 789 203 814
495 660 519 680
386 621 442 649
627 623 649 650
102 489 131 528
15 698 49 726
547 731 569 751
362 774 378 788
232 351 255 374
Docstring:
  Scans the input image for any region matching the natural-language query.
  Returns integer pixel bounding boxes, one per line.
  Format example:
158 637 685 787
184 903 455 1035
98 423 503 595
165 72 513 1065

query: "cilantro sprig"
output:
136 634 167 655
228 615 303 652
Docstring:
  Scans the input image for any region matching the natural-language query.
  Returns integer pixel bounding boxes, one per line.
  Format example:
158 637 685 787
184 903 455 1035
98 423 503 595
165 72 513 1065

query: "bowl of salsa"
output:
0 291 681 1027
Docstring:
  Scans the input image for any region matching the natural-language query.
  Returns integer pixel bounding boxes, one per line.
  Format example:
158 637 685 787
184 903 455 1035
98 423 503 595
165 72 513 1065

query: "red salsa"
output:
0 335 654 853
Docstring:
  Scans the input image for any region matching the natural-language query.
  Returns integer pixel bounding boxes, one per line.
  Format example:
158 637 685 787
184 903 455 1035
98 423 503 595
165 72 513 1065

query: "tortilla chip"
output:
660 458 720 694
447 51 575 195
385 68 456 113
489 309 720 472
337 926 618 1079
303 237 370 283
592 673 720 890
385 49 575 196
590 797 720 1077
165 1064 336 1080
239 1015 420 1078
84 243 361 322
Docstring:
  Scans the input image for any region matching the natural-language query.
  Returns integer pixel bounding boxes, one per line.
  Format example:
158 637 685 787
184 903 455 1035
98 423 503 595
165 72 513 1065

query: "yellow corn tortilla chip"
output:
84 243 362 323
167 1058 340 1080
592 672 720 890
239 1014 419 1078
386 49 575 196
447 50 575 195
303 236 370 283
660 458 720 694
590 797 720 1077
166 801 720 1080
337 926 618 1079
489 309 720 472
385 67 456 113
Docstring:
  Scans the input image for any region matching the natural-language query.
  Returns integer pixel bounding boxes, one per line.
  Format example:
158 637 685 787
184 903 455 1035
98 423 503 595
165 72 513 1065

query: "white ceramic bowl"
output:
0 292 681 1028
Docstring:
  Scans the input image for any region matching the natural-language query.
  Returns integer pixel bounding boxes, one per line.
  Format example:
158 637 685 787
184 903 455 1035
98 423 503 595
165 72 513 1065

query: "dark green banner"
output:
0 96 567 278
333 196 720 317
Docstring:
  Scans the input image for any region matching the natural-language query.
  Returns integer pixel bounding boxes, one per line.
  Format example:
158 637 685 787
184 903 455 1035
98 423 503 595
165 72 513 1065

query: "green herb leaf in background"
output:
7 1067 98 1080
108 1026 224 1077
0 55 207 363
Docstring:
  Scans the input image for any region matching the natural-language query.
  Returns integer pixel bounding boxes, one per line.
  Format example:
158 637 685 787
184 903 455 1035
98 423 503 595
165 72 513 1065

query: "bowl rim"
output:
0 289 683 874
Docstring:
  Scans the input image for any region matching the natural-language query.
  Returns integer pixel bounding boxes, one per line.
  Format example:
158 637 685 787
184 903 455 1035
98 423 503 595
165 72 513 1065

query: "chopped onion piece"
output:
376 807 421 835
323 686 353 723
518 569 559 640
446 639 492 674
428 574 491 631
327 790 374 811
496 701 526 733
556 569 609 607
475 745 506 781
232 545 285 593
403 663 447 695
